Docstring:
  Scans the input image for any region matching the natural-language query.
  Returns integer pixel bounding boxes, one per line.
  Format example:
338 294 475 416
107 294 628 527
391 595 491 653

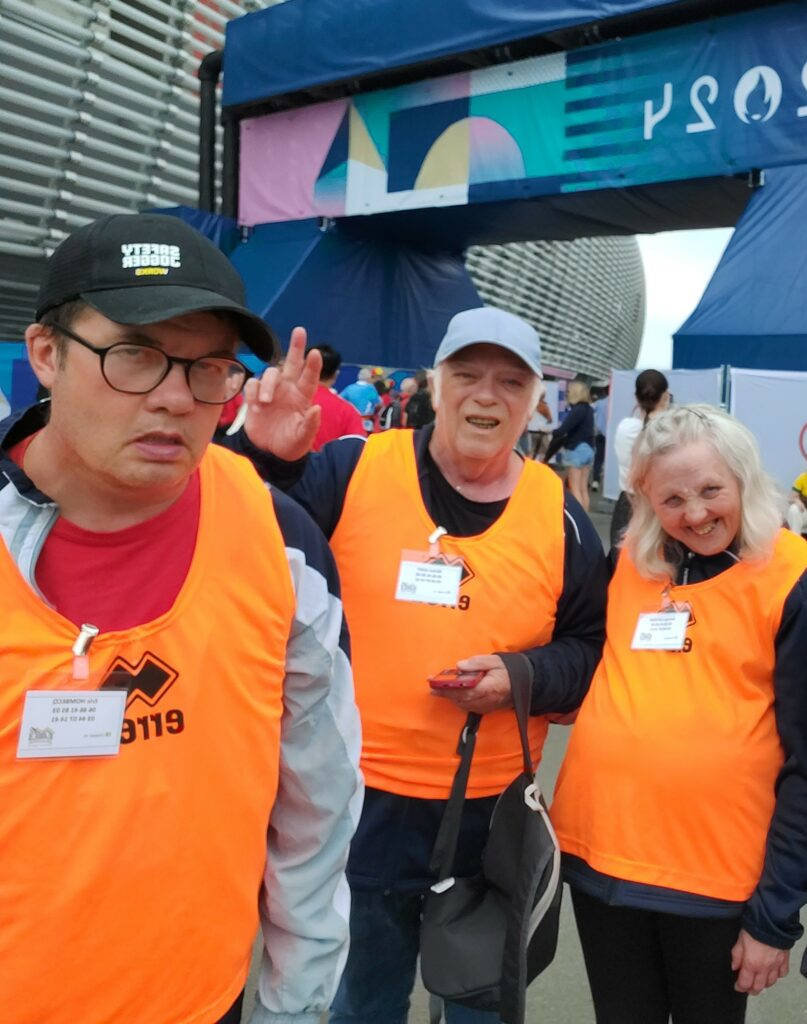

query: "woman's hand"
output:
731 929 789 994
243 326 322 461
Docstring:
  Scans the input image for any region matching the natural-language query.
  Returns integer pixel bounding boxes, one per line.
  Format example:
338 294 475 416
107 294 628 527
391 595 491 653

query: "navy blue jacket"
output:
545 401 595 462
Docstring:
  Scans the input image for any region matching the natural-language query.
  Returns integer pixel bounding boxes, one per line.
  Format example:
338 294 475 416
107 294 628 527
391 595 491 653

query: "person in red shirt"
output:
0 213 360 1024
308 343 365 450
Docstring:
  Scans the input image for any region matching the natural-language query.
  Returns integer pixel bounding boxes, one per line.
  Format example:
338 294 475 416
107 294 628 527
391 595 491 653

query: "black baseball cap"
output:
35 213 279 363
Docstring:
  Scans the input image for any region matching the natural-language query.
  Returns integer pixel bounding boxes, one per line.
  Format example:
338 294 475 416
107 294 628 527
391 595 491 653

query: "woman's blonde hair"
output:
566 380 590 404
625 404 784 580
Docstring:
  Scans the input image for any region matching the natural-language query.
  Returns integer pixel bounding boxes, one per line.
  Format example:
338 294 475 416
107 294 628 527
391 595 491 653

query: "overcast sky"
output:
635 228 734 370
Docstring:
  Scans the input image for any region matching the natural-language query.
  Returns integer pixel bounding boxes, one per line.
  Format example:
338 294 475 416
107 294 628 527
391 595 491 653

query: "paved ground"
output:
242 494 807 1022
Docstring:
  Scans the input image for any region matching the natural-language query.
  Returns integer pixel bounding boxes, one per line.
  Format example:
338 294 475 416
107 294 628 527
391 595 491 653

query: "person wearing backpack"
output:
228 306 607 1024
403 369 435 429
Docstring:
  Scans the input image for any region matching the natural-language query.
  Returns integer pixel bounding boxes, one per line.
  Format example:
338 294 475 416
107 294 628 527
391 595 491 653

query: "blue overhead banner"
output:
563 1 807 192
237 3 807 226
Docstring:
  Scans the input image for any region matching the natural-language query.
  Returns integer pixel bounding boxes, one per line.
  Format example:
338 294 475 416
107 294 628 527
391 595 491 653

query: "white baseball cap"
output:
433 307 542 377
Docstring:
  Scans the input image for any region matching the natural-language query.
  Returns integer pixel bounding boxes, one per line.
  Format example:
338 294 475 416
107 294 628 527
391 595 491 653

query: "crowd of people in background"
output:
313 351 806 562
307 352 438 439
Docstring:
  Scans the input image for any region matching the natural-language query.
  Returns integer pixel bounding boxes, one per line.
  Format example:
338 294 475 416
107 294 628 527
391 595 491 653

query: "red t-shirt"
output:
9 434 199 632
313 385 365 450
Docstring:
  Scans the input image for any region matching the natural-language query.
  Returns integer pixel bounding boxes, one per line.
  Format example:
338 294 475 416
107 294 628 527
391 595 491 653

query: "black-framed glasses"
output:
52 324 251 405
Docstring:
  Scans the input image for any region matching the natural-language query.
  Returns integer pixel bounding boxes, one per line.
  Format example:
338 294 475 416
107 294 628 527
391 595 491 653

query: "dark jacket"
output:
545 401 594 462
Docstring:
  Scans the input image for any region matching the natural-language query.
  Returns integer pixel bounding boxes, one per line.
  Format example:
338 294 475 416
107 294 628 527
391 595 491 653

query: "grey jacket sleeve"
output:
249 489 364 1024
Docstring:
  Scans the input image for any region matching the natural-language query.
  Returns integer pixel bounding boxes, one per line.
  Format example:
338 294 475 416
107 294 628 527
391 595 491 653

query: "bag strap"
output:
428 712 481 879
428 653 536 881
498 651 534 779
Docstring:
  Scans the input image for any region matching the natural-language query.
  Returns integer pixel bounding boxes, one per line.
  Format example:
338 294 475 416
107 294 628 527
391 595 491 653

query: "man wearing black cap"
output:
0 214 362 1024
229 307 607 1023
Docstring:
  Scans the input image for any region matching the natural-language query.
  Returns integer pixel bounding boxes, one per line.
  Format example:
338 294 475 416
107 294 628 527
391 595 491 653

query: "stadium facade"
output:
465 237 645 380
0 0 266 339
3 0 644 381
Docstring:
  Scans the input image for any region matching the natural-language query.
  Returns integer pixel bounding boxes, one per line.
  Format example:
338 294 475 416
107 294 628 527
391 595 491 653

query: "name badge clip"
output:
71 623 99 681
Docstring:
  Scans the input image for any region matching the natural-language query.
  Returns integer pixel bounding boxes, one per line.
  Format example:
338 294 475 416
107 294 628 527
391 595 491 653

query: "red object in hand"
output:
427 668 484 690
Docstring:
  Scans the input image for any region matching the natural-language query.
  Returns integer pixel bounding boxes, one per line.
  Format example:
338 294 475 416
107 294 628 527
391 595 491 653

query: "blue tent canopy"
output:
222 0 680 110
674 165 807 371
232 220 482 368
155 209 481 367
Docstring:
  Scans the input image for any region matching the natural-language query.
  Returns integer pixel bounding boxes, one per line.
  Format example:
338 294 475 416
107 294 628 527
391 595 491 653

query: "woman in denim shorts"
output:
544 380 595 511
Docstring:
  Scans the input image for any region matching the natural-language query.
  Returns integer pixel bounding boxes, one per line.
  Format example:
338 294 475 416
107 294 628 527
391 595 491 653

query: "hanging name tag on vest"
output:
17 690 127 759
395 556 462 607
631 612 690 651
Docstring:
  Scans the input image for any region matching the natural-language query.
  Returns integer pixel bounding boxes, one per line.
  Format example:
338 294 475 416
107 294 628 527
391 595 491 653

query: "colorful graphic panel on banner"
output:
239 2 807 226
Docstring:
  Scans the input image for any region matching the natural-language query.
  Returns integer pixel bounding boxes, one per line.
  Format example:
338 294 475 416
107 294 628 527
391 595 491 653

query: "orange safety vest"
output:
0 446 294 1024
552 530 807 902
329 430 565 799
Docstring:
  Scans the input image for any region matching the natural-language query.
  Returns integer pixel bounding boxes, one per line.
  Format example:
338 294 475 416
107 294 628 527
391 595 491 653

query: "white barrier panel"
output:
0 389 9 421
729 368 807 495
527 380 560 431
603 368 723 500
544 380 560 429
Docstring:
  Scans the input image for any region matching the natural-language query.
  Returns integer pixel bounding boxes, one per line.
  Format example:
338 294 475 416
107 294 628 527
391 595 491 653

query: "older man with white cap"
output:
232 306 607 1024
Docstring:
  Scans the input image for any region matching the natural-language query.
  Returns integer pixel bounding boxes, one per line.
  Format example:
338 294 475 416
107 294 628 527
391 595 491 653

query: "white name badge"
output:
631 611 690 651
17 690 127 759
395 559 462 607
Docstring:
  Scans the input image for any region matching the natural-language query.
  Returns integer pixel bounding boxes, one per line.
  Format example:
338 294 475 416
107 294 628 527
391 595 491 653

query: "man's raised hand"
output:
243 326 322 461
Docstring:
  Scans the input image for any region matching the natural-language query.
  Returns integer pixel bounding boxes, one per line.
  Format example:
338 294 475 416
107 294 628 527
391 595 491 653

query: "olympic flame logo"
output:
733 66 783 123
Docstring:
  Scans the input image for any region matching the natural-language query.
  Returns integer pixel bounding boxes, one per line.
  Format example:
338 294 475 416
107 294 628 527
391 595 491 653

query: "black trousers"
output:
215 992 244 1024
609 491 633 551
571 888 748 1024
593 434 606 484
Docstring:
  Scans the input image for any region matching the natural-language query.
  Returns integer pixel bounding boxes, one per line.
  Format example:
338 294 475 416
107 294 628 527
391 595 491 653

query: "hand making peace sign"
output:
243 327 322 461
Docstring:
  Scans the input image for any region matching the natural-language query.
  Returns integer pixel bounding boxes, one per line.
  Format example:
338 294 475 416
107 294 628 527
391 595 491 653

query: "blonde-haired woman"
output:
552 405 807 1024
544 380 595 510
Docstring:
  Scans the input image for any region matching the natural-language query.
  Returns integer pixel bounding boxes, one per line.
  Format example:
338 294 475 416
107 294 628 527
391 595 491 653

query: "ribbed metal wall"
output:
0 0 269 338
465 237 645 379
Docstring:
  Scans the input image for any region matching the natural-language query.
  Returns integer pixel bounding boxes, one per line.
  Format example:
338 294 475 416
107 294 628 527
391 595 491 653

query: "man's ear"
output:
25 324 61 390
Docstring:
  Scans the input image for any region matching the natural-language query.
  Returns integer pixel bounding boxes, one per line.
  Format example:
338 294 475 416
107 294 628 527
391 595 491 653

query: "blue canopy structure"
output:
674 165 807 371
207 0 806 374
229 219 482 368
223 0 683 110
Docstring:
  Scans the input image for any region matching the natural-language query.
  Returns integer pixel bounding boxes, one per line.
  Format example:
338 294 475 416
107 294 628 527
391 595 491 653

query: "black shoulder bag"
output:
419 652 562 1024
